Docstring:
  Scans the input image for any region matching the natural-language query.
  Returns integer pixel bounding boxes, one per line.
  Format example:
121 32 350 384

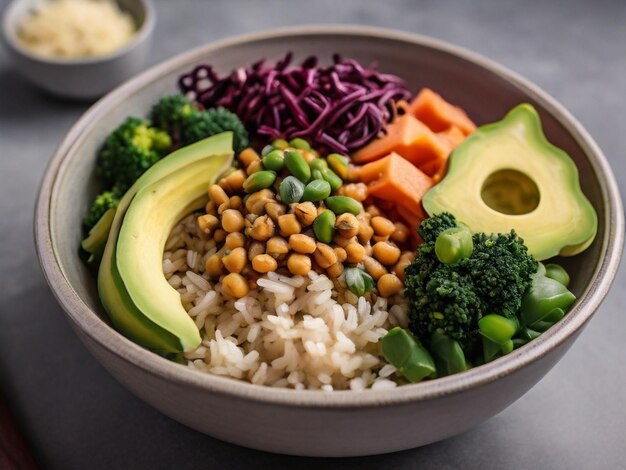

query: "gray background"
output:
1 0 625 468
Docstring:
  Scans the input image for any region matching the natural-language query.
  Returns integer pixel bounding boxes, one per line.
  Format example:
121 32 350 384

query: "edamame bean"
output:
313 209 336 243
381 327 436 383
544 263 570 287
271 138 289 150
430 331 467 376
284 151 311 182
289 138 311 150
260 145 274 156
243 171 276 193
262 149 285 171
309 158 328 172
344 267 375 296
478 314 519 344
320 168 343 192
324 195 362 215
434 226 473 265
302 179 331 202
311 169 324 181
327 153 349 179
278 176 305 204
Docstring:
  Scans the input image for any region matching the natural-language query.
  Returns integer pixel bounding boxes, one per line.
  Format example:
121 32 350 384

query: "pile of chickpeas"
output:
196 141 415 299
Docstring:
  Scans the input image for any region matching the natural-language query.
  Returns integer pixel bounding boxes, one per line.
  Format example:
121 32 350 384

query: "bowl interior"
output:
44 29 615 398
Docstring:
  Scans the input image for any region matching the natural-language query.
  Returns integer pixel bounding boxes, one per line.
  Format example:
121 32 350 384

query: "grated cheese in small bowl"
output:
17 0 136 60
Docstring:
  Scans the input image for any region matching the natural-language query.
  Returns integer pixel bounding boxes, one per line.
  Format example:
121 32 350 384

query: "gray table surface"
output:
1 0 625 468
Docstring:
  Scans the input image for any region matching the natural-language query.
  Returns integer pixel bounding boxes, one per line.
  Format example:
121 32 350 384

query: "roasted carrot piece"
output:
357 152 433 219
408 88 476 136
352 114 449 176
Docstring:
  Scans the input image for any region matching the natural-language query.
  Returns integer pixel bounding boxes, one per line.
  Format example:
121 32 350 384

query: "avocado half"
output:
98 132 234 354
422 104 597 260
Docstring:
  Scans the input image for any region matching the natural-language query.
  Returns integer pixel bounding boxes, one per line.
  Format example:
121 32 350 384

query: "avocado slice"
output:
422 104 597 260
98 132 234 353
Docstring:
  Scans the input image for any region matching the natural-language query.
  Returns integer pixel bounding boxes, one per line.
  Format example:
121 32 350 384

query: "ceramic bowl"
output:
34 26 623 456
1 0 154 100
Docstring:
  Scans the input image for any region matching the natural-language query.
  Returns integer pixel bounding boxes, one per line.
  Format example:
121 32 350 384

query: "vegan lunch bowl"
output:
36 26 623 456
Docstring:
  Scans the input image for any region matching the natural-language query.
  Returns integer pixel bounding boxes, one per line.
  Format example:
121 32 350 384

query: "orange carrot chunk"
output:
408 88 476 136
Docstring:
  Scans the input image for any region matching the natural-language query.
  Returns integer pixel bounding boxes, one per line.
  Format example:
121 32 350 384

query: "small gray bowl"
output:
35 26 624 456
1 0 154 100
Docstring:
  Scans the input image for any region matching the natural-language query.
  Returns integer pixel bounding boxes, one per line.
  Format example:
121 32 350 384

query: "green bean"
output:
284 151 311 182
434 226 473 265
279 176 305 204
327 153 349 179
344 267 374 296
289 138 311 150
271 138 289 150
324 195 362 215
243 171 276 193
260 145 274 156
482 336 502 363
382 327 436 383
518 327 542 341
430 331 466 376
302 179 331 202
544 263 570 287
478 314 518 344
262 149 285 172
313 209 336 243
320 168 343 192
309 158 328 172
512 338 529 349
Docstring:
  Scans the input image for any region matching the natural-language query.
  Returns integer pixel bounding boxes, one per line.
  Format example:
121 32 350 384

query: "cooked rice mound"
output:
163 214 410 391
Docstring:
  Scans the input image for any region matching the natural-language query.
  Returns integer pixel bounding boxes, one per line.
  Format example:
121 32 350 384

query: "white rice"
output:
163 214 409 391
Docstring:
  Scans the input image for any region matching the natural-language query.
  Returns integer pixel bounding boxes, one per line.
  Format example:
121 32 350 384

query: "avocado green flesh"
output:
422 104 597 261
97 132 234 353
82 208 116 254
116 159 230 351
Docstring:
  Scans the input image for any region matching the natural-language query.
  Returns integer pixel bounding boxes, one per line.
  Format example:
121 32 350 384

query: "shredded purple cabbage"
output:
178 53 411 154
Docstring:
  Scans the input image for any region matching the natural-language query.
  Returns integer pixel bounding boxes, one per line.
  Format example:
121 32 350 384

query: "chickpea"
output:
229 195 243 210
213 229 226 243
299 149 317 164
313 242 338 269
218 177 232 193
278 214 302 236
239 148 260 167
217 200 230 215
372 234 390 243
245 188 274 215
288 234 316 254
197 214 219 235
246 159 265 175
225 232 245 250
205 200 216 215
266 236 289 257
365 205 382 217
327 262 344 279
294 201 317 226
335 213 359 238
363 256 387 280
222 272 250 299
372 241 401 266
246 241 264 261
393 256 412 282
246 215 275 241
333 234 356 248
221 209 245 233
377 273 403 298
224 169 246 193
337 182 368 202
345 242 366 264
252 254 278 273
390 222 410 244
205 254 223 279
334 246 347 263
357 217 374 244
371 216 395 237
287 253 312 276
222 247 247 273
266 201 287 222
208 184 229 206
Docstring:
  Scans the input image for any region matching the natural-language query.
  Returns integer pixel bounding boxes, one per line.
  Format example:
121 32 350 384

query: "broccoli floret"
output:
83 188 122 230
181 107 249 153
405 213 538 352
96 117 172 192
150 94 196 146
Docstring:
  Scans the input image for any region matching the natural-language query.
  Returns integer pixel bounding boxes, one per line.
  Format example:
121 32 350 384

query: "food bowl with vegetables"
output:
35 26 623 456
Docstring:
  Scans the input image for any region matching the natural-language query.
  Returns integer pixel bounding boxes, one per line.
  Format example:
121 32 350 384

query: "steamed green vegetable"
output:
382 328 436 383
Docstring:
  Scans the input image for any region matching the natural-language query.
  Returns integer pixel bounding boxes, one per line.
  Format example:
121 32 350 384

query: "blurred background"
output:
0 0 624 468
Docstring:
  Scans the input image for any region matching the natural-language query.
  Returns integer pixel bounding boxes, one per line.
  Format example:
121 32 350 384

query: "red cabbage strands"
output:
178 53 411 154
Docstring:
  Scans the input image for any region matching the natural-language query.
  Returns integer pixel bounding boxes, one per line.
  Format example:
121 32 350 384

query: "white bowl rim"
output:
1 0 155 65
35 25 624 408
